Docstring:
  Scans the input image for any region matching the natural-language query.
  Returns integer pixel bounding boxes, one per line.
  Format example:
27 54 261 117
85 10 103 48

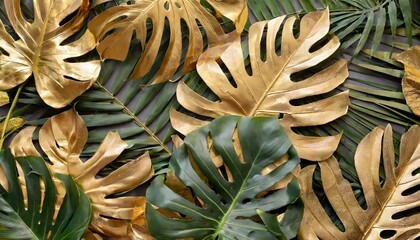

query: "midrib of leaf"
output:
94 81 171 154
1 197 41 240
211 148 261 239
248 16 325 116
31 3 52 77
362 160 412 239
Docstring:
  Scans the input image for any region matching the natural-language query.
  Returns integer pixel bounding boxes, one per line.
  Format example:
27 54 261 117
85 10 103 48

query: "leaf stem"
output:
0 83 25 150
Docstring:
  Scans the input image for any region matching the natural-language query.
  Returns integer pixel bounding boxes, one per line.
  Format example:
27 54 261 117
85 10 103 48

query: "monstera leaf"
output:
395 45 420 117
88 0 247 84
146 116 302 239
171 9 350 161
9 108 154 238
298 124 420 239
0 148 91 239
0 0 100 108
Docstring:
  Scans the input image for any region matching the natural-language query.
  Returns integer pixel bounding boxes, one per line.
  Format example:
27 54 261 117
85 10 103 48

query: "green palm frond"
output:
247 0 417 55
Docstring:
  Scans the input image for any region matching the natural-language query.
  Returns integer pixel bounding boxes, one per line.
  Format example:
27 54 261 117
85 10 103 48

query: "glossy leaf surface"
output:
299 124 420 239
0 0 100 108
89 0 247 84
0 148 91 239
9 108 154 237
147 116 301 239
172 9 350 161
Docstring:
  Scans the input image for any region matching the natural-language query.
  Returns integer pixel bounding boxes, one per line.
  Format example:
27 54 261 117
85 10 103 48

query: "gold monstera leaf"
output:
171 9 350 161
298 124 420 239
88 0 247 84
10 108 154 238
395 45 420 116
0 0 100 108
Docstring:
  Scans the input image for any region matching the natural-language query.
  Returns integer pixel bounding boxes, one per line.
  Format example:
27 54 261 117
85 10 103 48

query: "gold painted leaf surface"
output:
0 0 100 108
10 108 154 238
88 0 247 84
298 124 420 239
395 45 420 116
171 9 350 161
0 91 9 107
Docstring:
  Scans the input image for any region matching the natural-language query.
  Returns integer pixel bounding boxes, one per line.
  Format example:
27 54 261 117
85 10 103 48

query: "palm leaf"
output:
171 9 350 161
298 124 420 239
146 116 302 239
0 148 91 239
246 0 415 55
88 0 248 84
9 108 155 238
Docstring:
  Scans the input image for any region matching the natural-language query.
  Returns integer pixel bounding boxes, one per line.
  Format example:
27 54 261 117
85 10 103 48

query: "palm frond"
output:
247 0 417 55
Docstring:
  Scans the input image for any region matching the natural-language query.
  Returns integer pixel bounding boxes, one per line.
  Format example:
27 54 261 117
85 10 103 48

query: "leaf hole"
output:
241 198 251 204
175 2 181 9
259 24 268 62
313 166 346 232
195 19 209 53
380 230 396 238
164 1 170 10
402 184 420 196
0 47 9 56
412 167 420 176
308 35 332 53
59 9 78 26
20 0 34 23
392 205 420 219
218 61 237 88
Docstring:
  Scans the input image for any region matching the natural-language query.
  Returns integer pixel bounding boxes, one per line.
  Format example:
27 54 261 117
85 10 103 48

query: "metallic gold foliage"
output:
88 0 247 84
0 91 9 107
9 108 154 238
395 45 420 116
298 124 420 239
0 0 100 108
171 9 350 161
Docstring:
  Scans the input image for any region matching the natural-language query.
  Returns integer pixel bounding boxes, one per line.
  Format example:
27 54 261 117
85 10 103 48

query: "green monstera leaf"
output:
0 149 91 239
146 116 302 239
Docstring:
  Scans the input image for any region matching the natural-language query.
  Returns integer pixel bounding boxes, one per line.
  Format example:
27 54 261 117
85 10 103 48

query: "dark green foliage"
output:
146 116 302 239
0 149 91 239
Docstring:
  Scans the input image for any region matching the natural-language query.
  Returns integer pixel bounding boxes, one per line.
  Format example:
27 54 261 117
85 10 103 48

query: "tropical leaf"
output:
0 0 100 108
246 0 415 55
0 148 91 239
298 124 420 239
395 45 420 116
88 0 248 84
9 108 154 238
171 9 350 161
146 116 302 239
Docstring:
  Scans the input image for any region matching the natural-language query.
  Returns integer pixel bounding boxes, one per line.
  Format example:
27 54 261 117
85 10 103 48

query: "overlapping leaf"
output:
0 0 100 108
395 45 420 116
0 148 91 239
298 124 420 239
146 116 302 239
247 0 415 55
10 108 154 238
171 9 350 161
88 0 248 84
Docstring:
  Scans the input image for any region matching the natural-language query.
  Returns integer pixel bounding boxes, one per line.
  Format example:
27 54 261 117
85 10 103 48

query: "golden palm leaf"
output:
298 124 420 239
9 108 154 238
88 0 247 84
171 9 350 161
395 45 420 117
0 0 100 108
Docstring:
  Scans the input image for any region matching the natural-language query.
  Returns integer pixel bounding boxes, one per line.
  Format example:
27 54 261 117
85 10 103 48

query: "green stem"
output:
0 84 25 150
